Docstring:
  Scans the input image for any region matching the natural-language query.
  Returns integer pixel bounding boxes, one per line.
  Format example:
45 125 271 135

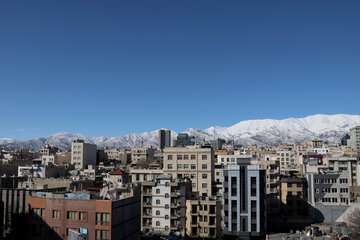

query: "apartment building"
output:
141 176 192 236
222 164 266 239
280 176 310 230
185 197 222 239
306 171 351 206
276 146 299 173
215 155 253 196
328 155 360 186
131 148 155 166
163 147 214 197
71 140 97 170
174 133 195 147
130 168 164 184
348 126 360 152
39 144 58 156
159 129 171 150
104 148 130 164
28 190 140 240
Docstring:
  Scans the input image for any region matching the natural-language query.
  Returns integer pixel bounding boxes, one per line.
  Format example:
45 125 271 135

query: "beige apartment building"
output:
71 140 97 170
163 147 214 197
185 197 222 239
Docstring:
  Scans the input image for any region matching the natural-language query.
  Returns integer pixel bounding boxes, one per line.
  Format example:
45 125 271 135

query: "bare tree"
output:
347 207 360 239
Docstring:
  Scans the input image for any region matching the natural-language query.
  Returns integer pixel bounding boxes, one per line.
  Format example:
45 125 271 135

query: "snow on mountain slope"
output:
1 114 360 151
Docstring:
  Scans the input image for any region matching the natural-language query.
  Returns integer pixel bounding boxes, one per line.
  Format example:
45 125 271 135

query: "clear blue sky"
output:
0 0 359 139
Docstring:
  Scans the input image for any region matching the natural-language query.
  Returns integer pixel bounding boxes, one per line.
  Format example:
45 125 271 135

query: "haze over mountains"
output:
1 114 360 151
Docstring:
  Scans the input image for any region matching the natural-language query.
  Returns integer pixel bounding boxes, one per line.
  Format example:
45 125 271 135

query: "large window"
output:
79 212 87 221
96 213 110 225
251 177 257 197
33 208 44 217
52 210 61 219
67 211 77 220
95 230 110 240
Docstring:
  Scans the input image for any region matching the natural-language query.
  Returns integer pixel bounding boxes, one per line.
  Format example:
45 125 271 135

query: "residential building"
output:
141 176 192 236
174 133 194 147
39 144 58 156
276 146 299 173
130 168 164 184
306 171 351 206
159 129 171 150
28 190 140 240
223 164 266 239
131 148 155 166
163 146 214 197
327 155 360 186
104 148 130 164
348 126 360 152
185 197 222 239
280 176 310 230
71 140 97 170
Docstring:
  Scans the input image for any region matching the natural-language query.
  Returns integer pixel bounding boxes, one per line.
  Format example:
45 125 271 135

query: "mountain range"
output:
1 114 360 151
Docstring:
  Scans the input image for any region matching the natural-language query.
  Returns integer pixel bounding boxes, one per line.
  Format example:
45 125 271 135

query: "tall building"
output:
71 140 97 170
28 190 140 240
174 133 194 147
163 147 214 197
141 176 192 236
159 129 171 150
348 126 360 152
222 164 266 239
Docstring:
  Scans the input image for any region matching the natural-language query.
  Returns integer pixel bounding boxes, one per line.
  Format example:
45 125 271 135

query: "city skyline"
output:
1 1 359 139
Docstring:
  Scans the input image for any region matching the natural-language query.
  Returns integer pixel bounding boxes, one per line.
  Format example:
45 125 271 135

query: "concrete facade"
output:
163 147 214 197
71 140 97 170
223 164 266 239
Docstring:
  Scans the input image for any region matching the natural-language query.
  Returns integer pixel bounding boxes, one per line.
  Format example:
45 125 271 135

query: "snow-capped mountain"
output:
1 114 360 151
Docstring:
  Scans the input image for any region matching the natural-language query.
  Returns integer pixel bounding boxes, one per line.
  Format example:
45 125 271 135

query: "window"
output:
52 210 60 219
202 164 207 170
156 199 160 204
96 213 110 225
177 155 183 160
191 164 196 170
79 212 87 221
165 215 169 219
165 204 169 209
167 164 173 169
167 155 173 160
191 155 196 160
95 230 110 240
184 155 189 160
165 193 169 198
184 164 189 169
202 183 207 188
156 210 160 215
156 221 160 226
156 189 160 194
202 155 208 160
251 177 257 197
33 208 44 217
202 174 207 179
67 211 77 220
